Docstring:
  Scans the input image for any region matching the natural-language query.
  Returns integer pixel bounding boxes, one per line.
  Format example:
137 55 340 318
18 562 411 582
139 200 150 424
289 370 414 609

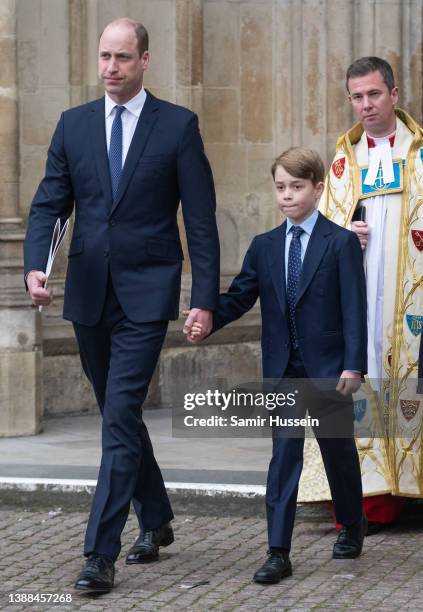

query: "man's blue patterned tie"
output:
287 226 304 349
109 105 125 200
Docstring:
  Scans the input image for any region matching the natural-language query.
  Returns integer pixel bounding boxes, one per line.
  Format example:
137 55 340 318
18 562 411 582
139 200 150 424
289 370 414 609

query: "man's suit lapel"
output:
111 91 160 215
296 212 331 304
267 223 287 314
89 98 113 210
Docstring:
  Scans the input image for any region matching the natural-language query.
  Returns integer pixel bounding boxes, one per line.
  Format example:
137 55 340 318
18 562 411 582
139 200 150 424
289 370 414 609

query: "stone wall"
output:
1 0 422 427
18 0 423 274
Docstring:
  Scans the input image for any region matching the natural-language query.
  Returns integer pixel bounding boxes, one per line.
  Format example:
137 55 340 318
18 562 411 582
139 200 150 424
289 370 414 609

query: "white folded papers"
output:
39 218 70 312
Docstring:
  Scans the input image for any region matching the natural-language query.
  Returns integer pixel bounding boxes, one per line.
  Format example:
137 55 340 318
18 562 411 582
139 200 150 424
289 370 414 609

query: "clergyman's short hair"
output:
346 56 395 92
271 147 325 185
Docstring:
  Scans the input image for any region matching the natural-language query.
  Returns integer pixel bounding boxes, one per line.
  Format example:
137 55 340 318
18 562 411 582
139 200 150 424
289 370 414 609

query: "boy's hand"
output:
336 370 361 396
351 221 368 250
182 308 212 343
188 321 204 343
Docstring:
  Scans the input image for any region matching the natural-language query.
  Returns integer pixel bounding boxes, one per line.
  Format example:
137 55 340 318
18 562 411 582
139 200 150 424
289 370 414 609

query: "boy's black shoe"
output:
366 520 385 536
333 516 367 559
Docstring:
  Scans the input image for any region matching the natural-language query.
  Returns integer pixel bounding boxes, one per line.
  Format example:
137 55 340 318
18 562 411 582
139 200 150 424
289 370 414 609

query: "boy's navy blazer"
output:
24 91 220 325
213 212 367 379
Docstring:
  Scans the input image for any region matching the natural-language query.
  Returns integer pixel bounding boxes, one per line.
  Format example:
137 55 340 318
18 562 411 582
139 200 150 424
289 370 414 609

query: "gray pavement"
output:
0 409 269 486
1 508 422 611
1 411 423 610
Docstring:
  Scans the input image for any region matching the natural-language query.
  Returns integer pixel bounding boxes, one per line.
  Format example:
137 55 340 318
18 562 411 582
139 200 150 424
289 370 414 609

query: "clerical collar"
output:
364 129 396 186
366 131 396 148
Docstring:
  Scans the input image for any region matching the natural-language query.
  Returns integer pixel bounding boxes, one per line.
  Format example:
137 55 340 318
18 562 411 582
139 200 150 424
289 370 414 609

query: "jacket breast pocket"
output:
135 158 167 187
68 238 84 257
138 153 170 163
316 261 337 275
313 263 337 295
321 331 342 336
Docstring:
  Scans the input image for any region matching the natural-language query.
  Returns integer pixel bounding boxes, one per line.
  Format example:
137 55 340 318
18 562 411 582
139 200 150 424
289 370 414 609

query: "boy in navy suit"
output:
186 147 367 583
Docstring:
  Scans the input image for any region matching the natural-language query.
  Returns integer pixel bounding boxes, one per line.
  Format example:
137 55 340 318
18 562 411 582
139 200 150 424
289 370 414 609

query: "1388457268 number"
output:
8 592 72 603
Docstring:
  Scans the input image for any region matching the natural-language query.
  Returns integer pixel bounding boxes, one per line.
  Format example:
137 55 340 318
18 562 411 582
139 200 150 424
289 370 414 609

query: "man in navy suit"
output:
187 147 367 584
24 18 219 593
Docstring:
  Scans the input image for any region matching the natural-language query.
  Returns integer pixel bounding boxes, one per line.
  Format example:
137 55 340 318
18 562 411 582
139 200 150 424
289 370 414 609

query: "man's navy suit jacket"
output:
24 91 220 325
213 212 367 379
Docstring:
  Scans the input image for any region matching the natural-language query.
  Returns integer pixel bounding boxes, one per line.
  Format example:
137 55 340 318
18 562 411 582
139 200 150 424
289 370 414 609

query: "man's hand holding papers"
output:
27 218 69 311
27 270 53 307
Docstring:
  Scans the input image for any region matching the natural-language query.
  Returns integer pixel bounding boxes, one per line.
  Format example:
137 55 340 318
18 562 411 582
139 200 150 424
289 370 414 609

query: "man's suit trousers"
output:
73 275 173 561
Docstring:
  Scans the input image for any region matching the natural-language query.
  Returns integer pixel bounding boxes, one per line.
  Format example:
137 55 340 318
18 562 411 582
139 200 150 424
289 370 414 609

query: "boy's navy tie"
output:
287 226 304 349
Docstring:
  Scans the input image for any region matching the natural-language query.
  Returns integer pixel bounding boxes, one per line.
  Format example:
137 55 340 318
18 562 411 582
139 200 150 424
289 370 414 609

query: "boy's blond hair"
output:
271 147 325 185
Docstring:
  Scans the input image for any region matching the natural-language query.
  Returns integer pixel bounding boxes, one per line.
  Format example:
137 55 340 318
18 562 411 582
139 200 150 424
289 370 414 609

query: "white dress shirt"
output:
105 87 147 165
284 208 319 285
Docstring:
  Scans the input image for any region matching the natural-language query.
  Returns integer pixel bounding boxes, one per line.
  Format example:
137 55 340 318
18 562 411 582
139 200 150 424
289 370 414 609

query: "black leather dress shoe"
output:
333 516 368 559
74 553 114 594
366 520 385 536
253 550 292 584
126 523 174 564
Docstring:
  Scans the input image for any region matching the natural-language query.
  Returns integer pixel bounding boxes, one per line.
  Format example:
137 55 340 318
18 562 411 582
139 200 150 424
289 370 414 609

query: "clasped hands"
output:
182 308 213 344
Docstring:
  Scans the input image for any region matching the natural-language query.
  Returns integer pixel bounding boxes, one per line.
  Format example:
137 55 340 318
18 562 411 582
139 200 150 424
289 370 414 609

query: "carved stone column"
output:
0 0 43 436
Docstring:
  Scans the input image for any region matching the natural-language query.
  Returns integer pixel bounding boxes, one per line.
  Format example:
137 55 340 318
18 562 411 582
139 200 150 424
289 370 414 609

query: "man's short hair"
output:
271 147 325 185
134 22 149 55
346 56 395 92
101 18 149 56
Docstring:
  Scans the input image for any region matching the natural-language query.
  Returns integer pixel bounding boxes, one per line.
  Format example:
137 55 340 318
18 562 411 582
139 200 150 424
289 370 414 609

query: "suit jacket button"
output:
109 220 116 227
103 250 109 257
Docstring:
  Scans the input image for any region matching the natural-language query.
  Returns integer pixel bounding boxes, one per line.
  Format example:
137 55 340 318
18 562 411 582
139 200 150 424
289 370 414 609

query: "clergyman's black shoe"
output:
333 516 368 559
366 520 385 536
253 550 293 584
126 523 174 564
74 553 114 594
